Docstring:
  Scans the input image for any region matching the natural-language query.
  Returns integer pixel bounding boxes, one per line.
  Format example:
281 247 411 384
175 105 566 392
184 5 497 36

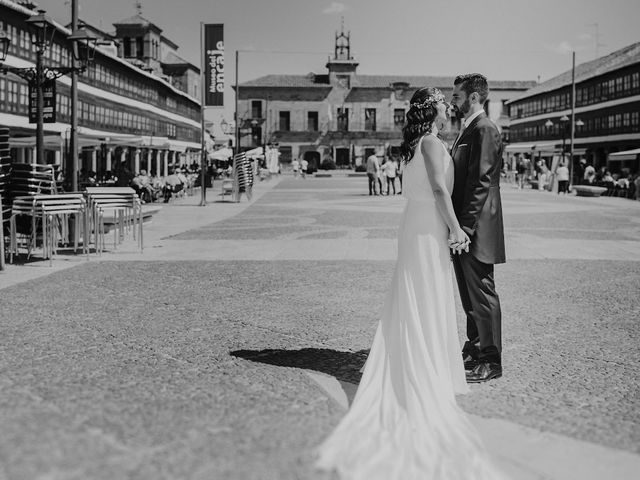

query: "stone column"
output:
134 149 140 174
54 150 61 166
156 150 162 177
106 148 112 172
91 149 97 173
164 151 170 177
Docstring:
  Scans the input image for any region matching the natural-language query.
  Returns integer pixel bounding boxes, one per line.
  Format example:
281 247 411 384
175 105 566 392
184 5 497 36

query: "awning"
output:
505 142 559 153
209 147 233 160
608 148 640 162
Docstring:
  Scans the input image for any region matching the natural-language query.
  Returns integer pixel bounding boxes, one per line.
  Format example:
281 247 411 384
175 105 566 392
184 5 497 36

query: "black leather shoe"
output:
466 362 502 383
462 354 478 371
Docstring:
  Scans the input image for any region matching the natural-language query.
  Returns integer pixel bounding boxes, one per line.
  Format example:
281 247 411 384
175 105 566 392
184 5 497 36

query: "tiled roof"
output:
508 42 640 103
240 74 330 87
240 74 535 90
113 14 158 28
162 50 192 66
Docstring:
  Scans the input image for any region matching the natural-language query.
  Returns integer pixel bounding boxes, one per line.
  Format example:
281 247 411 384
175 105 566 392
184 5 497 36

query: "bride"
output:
315 88 505 479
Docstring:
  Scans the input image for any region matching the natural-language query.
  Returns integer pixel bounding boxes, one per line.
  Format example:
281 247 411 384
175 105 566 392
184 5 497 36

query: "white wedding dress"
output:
316 134 505 479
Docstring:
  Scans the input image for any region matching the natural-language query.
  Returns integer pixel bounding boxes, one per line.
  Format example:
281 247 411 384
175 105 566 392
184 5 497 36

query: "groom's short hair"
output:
454 74 489 105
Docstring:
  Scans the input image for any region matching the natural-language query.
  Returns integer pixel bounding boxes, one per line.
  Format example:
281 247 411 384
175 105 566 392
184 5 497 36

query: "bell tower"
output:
326 18 358 89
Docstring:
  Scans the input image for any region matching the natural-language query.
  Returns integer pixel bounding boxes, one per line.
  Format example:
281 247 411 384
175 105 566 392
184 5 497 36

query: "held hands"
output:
448 226 470 254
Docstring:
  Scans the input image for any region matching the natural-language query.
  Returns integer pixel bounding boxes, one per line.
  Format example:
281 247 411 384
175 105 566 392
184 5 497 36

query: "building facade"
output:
0 0 202 181
506 42 640 176
236 27 535 169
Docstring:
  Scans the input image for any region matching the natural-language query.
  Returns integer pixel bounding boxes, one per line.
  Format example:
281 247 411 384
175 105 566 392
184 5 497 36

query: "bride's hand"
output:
448 227 470 254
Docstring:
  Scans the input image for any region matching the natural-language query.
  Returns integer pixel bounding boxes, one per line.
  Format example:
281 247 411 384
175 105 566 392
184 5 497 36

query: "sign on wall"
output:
28 79 56 124
203 24 224 107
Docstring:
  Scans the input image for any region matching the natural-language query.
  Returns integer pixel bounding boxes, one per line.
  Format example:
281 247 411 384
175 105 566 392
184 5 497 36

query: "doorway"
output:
335 148 350 167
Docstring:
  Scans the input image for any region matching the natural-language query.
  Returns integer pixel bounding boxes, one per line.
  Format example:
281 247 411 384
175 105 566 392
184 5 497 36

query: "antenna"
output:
135 1 143 15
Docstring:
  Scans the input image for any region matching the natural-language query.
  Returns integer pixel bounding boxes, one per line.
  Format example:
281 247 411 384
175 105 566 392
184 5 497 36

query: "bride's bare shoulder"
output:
420 134 442 154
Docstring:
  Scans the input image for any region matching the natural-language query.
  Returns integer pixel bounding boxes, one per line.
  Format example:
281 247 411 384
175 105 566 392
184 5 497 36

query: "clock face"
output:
337 75 350 89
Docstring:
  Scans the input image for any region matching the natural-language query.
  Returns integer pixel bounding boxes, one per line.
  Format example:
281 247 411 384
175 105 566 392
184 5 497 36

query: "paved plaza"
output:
1 174 639 479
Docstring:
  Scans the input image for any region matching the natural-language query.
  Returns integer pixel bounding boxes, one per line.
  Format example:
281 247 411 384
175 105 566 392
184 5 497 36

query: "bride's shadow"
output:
230 348 369 399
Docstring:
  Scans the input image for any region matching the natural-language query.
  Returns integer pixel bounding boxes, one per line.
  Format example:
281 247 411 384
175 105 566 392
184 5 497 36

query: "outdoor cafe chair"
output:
85 187 143 254
9 193 88 266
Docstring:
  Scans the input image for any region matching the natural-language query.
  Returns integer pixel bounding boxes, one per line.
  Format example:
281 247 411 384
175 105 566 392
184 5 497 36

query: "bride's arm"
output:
421 137 469 245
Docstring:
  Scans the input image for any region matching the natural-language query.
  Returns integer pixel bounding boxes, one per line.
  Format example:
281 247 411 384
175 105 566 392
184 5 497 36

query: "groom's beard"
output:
458 98 471 117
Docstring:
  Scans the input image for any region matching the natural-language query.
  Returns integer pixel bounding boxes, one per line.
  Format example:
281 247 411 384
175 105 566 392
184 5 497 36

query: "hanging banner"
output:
203 23 224 107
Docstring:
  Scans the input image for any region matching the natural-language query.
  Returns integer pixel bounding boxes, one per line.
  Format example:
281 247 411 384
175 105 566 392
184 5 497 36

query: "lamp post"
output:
559 115 569 168
0 10 96 176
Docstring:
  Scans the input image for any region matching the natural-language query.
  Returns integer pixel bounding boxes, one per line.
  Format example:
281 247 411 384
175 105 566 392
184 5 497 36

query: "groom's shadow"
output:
230 347 369 386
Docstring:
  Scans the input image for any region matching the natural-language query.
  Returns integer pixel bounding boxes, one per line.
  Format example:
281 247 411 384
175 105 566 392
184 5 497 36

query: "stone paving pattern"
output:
0 175 639 479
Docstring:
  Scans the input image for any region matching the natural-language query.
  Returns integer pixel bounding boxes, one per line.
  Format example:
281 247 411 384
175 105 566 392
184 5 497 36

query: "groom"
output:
450 73 506 383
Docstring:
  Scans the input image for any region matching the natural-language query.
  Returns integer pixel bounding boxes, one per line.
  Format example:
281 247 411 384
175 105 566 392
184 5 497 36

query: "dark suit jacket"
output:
450 112 506 264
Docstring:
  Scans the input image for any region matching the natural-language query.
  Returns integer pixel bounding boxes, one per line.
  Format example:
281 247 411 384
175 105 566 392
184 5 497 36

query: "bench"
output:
572 185 607 197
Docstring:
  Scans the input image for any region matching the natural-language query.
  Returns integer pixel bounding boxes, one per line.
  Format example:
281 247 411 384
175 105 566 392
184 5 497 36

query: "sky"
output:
32 0 640 124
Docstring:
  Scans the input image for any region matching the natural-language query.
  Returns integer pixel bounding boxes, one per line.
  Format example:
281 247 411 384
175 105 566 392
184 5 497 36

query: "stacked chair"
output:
6 163 58 263
9 193 88 266
0 127 9 268
85 187 143 254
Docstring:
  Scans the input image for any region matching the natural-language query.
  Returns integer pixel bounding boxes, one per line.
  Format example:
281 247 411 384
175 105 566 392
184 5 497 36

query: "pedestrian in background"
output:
300 158 308 178
516 159 526 189
556 161 570 194
292 158 300 178
384 157 398 195
366 153 380 195
376 158 385 194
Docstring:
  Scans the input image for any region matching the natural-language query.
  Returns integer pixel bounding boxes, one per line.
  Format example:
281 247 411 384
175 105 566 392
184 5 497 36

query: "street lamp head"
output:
559 115 569 123
68 27 97 66
575 118 585 127
26 10 56 53
0 30 10 63
544 119 554 128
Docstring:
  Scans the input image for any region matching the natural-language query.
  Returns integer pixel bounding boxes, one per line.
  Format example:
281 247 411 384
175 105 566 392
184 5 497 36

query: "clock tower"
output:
326 19 358 89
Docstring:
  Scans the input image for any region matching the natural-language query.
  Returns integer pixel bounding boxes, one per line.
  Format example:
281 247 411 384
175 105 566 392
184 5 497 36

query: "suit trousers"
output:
452 252 502 364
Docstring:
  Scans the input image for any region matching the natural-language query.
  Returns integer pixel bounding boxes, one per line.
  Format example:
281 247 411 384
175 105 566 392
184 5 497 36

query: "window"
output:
279 111 290 131
307 111 318 131
136 37 144 59
365 108 376 131
337 107 349 131
251 100 262 118
615 113 622 128
623 112 630 127
394 108 405 128
615 77 623 97
632 112 639 129
632 73 640 92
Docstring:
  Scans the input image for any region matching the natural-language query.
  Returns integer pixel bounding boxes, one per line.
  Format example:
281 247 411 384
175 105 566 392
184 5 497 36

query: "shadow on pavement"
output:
231 347 369 384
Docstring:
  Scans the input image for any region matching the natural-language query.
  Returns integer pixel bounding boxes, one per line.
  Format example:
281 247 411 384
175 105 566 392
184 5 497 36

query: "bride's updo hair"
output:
400 87 445 163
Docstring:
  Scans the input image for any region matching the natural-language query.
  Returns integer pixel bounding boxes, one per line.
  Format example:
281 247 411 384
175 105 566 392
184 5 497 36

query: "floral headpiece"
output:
410 89 446 109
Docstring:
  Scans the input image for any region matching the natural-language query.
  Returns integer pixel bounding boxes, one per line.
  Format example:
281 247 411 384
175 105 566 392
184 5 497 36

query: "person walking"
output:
292 158 300 178
384 157 398 195
556 161 570 194
450 73 506 384
365 153 380 195
300 158 308 179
